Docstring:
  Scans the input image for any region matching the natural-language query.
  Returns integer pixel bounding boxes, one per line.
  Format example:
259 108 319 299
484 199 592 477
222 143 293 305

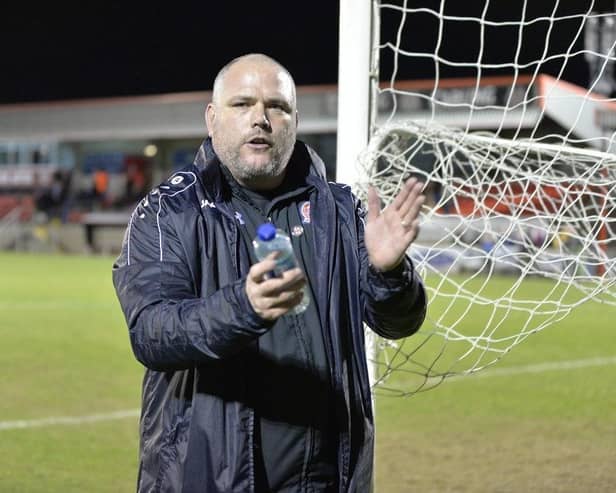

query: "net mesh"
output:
362 0 616 395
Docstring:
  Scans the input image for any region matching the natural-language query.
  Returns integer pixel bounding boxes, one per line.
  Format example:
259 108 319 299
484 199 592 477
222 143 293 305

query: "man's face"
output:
206 60 297 190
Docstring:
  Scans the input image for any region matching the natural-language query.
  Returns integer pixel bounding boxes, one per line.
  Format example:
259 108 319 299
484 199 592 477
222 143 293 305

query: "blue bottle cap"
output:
257 222 276 241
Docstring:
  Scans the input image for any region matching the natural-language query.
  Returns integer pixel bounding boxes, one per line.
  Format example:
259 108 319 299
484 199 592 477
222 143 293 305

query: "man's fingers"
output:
246 269 306 320
258 268 306 296
367 186 380 223
267 289 304 310
246 261 307 320
397 179 424 219
247 253 279 282
400 189 426 226
391 177 417 211
403 217 422 243
259 290 305 320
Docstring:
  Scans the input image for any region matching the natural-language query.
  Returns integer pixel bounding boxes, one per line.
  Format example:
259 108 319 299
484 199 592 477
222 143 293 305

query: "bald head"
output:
212 54 296 107
205 53 299 191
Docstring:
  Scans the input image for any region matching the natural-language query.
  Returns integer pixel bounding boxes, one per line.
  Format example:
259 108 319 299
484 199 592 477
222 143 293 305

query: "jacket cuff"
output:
366 257 414 301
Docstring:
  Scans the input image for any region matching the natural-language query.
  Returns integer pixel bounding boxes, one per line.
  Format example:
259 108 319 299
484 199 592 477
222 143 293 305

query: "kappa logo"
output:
234 211 245 225
299 201 311 224
200 199 216 209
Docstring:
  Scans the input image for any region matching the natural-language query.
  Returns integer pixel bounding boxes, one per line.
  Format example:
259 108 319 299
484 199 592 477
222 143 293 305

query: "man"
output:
113 53 427 493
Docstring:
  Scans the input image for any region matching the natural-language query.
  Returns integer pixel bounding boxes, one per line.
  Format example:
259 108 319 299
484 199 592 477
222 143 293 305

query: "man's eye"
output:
232 102 249 107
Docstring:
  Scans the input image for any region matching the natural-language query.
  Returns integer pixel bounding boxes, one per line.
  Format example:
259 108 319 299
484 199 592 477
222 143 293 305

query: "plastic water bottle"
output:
253 222 310 314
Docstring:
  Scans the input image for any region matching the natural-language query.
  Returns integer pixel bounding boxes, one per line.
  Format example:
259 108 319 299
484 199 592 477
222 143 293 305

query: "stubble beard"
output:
214 128 296 189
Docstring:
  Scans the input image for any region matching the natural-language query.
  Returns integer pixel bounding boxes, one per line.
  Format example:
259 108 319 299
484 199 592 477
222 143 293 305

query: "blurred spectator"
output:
34 169 71 221
93 167 110 207
125 161 146 202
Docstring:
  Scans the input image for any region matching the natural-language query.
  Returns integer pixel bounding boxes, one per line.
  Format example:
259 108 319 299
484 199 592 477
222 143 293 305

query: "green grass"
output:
376 274 616 492
0 252 614 492
0 253 142 492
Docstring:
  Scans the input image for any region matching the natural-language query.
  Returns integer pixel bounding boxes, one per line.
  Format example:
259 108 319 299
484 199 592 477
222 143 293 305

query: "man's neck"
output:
243 175 286 192
221 165 281 194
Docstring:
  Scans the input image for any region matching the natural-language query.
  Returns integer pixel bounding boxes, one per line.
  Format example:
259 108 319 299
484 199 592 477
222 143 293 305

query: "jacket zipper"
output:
311 194 350 489
248 408 255 493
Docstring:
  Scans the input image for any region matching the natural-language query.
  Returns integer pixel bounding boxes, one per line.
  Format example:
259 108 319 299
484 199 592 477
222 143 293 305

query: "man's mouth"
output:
246 137 272 149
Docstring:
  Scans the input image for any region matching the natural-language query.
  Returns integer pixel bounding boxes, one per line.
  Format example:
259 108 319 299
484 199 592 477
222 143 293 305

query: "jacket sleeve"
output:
112 191 270 371
356 197 427 340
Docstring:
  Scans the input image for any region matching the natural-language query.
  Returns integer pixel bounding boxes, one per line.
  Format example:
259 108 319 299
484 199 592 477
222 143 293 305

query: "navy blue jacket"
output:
112 139 427 492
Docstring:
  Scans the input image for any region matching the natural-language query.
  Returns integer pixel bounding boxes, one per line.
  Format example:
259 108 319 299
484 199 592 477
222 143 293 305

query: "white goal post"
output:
337 0 616 396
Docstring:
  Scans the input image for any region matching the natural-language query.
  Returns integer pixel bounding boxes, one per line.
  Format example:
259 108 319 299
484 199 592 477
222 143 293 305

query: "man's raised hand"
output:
364 177 425 272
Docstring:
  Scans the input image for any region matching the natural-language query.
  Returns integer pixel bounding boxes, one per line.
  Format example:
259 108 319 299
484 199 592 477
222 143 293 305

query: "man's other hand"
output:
246 253 306 320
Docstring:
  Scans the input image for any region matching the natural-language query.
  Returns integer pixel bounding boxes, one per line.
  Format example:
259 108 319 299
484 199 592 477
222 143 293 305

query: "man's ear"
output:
205 103 215 137
295 110 299 129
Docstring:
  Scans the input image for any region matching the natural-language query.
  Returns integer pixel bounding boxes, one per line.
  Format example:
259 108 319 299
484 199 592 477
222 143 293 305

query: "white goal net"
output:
355 0 616 395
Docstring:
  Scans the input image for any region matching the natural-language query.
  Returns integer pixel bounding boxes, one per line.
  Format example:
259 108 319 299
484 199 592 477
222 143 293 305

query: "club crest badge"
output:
300 201 311 224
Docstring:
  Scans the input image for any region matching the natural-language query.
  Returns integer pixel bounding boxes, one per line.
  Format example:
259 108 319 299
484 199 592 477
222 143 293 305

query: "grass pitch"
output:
0 253 141 492
0 252 614 492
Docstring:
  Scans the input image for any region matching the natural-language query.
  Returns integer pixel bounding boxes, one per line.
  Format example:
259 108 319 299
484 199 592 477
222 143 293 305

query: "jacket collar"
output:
192 137 328 203
193 138 227 203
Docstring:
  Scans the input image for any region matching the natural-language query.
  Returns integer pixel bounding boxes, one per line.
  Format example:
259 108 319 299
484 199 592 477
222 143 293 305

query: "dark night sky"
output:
2 1 612 105
1 2 340 104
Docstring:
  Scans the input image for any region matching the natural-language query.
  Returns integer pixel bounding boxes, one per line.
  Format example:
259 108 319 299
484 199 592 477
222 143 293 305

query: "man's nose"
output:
251 104 271 130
